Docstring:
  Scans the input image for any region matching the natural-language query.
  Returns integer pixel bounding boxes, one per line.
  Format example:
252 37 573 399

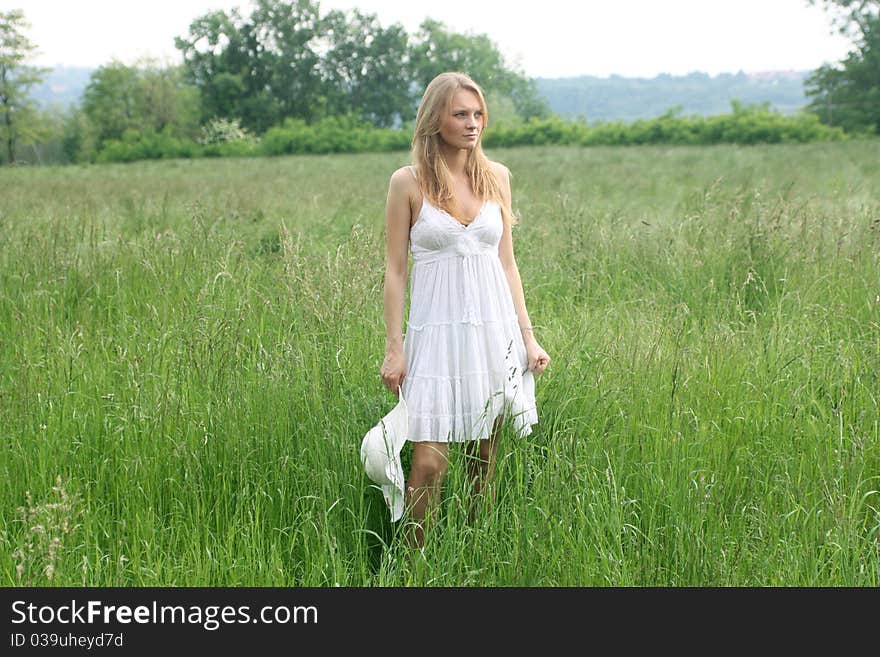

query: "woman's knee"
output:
409 444 449 485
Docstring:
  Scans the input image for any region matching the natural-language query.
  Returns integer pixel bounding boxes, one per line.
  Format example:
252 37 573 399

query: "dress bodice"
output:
409 198 503 264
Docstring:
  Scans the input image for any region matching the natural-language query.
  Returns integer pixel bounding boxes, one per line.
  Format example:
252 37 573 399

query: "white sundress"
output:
401 167 538 443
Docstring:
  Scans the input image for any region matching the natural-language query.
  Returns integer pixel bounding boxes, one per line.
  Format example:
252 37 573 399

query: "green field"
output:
1 141 878 585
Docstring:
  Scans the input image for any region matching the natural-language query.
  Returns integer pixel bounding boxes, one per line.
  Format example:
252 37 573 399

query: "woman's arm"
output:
495 163 551 375
380 168 414 395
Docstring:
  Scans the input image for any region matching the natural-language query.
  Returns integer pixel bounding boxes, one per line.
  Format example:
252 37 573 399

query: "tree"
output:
0 9 50 164
508 77 552 121
805 1 880 133
175 0 324 132
175 3 549 132
809 1 879 37
61 104 98 164
134 59 201 138
319 9 411 126
81 61 141 146
407 20 549 121
82 59 201 149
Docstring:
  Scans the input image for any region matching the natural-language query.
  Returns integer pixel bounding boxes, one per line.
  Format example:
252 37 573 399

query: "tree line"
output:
0 1 548 164
804 0 880 133
0 0 876 166
88 104 844 164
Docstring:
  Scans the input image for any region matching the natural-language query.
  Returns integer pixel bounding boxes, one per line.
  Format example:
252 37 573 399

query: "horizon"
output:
8 0 853 79
36 62 817 81
33 63 814 124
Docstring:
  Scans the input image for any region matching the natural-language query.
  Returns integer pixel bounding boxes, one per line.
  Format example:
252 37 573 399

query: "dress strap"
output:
407 165 418 181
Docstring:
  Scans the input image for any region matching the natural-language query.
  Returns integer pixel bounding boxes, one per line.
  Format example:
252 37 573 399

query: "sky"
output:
5 0 854 78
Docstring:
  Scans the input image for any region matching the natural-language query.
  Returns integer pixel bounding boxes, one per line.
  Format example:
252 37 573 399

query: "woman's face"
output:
437 88 484 151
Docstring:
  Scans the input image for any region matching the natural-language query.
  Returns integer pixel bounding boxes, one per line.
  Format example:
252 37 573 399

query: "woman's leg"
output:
466 415 503 503
405 441 449 548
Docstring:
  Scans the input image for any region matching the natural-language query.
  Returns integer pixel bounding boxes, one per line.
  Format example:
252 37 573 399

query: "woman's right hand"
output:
380 346 407 397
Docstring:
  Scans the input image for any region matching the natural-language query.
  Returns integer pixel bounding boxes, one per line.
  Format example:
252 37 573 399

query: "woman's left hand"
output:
525 336 550 376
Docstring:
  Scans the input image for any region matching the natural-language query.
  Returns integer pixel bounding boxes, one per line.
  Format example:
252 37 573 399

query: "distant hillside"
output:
31 66 93 109
32 66 812 123
535 71 811 122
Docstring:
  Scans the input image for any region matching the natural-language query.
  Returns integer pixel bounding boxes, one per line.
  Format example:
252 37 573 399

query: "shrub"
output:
93 104 850 164
197 117 257 146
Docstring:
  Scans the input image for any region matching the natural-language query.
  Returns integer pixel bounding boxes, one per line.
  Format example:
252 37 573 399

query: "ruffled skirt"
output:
401 253 538 443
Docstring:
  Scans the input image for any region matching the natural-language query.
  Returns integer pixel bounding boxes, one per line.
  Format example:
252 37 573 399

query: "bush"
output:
96 127 193 163
197 117 258 146
260 116 409 156
487 103 846 149
93 103 850 164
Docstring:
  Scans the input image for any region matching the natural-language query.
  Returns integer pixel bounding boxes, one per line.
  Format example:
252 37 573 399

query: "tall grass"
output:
1 141 878 585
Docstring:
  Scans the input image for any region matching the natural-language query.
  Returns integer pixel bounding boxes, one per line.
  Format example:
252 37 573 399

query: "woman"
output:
380 71 550 547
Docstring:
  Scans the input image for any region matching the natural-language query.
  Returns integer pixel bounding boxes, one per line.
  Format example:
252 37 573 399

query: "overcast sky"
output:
5 0 854 78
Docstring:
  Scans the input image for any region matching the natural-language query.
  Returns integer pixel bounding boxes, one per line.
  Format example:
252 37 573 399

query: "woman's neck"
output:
439 143 469 178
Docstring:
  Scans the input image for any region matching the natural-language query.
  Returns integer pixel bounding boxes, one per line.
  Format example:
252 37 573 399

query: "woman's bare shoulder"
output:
488 159 512 189
387 165 419 203
389 165 418 187
488 159 511 180
387 166 421 221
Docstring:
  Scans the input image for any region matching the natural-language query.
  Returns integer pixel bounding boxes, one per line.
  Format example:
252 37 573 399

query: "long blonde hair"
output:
411 72 517 226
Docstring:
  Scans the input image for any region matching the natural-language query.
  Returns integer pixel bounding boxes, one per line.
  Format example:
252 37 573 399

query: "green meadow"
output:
1 141 878 585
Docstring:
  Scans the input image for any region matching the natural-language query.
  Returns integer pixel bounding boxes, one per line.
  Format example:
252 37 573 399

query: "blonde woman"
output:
380 71 550 547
